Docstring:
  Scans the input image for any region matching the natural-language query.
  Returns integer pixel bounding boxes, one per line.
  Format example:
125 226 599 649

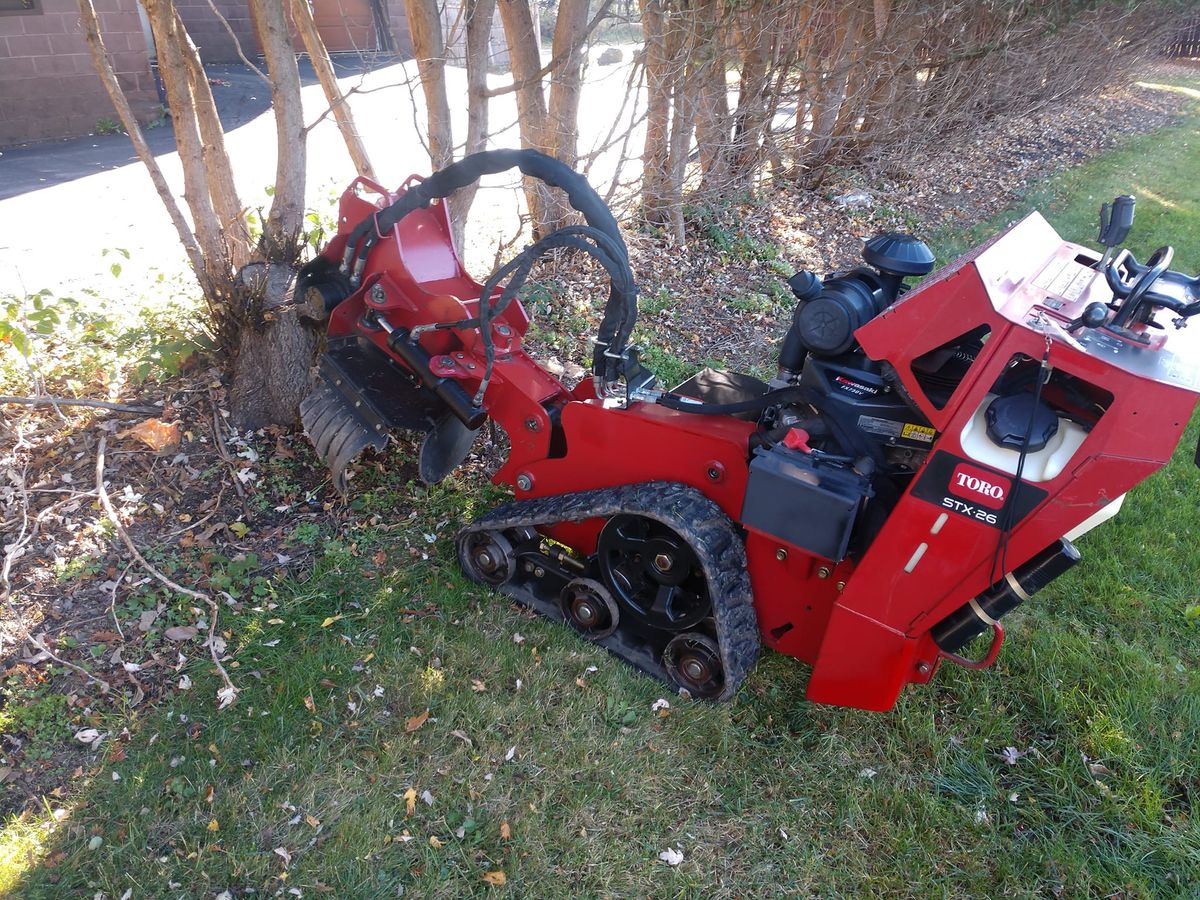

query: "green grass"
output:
5 75 1200 899
935 79 1200 271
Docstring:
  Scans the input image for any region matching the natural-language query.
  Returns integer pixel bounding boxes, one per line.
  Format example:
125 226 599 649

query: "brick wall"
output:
175 0 254 63
0 0 160 147
176 0 412 63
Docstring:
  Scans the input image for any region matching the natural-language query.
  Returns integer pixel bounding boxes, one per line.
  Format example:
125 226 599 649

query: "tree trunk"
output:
142 0 232 294
226 0 317 430
695 41 731 193
540 0 590 229
448 0 497 249
175 7 253 269
291 0 377 180
228 264 321 430
639 0 672 228
251 0 307 245
546 0 589 165
496 0 555 236
725 9 773 193
404 0 454 169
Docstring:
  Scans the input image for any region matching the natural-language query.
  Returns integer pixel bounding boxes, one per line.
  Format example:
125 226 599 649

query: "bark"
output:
546 0 589 165
404 0 454 169
220 0 317 429
639 0 672 228
142 0 232 293
251 0 307 244
228 264 321 430
77 0 207 285
496 0 555 236
694 40 731 192
176 7 253 268
448 0 498 249
726 10 773 193
291 0 378 180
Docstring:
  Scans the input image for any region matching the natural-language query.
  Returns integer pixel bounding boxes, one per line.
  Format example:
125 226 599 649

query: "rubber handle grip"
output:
1098 195 1135 247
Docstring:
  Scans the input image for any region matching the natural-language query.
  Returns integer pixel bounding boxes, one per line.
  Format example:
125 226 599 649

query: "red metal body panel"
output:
322 183 1200 712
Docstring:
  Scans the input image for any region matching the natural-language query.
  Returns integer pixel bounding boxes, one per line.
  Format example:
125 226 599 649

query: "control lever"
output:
1067 301 1109 333
1097 195 1135 274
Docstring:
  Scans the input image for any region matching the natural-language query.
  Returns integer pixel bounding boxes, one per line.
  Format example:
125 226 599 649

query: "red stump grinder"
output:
298 150 1200 711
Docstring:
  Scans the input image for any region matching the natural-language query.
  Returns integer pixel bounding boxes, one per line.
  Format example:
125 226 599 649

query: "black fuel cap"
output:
985 393 1059 452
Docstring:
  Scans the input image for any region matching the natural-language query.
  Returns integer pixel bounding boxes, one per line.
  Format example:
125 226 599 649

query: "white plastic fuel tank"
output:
959 393 1088 482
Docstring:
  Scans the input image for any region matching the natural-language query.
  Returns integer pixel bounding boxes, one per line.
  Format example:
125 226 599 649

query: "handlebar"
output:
1101 245 1200 329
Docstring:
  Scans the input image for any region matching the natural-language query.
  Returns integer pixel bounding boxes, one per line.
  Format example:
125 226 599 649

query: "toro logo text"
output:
948 463 1009 510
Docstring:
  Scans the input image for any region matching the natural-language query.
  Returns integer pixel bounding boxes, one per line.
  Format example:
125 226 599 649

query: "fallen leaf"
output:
164 626 198 642
320 614 343 628
420 790 434 807
471 679 487 692
303 696 316 713
659 847 684 866
121 418 181 452
500 821 511 840
137 609 160 632
405 710 430 733
74 728 101 745
505 746 516 762
274 846 292 867
429 835 444 849
482 871 506 887
404 788 417 816
450 729 473 747
91 630 120 643
207 819 219 832
304 814 320 828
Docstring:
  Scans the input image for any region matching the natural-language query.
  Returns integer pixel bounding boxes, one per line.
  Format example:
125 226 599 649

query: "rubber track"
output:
457 481 760 700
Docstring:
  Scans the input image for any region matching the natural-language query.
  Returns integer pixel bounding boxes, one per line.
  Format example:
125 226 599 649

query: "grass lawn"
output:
4 77 1200 898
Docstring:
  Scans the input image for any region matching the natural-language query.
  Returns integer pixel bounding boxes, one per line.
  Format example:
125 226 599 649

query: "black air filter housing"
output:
863 233 935 278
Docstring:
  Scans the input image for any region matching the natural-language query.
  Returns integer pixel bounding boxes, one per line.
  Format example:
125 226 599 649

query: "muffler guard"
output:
301 337 480 491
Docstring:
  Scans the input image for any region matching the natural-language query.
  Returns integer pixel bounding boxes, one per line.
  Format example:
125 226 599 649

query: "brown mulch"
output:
522 64 1194 383
0 63 1193 816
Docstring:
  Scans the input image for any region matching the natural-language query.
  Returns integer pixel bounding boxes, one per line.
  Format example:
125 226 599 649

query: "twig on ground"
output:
0 395 160 415
95 434 239 708
1 465 30 604
207 391 246 498
27 633 112 693
109 560 134 641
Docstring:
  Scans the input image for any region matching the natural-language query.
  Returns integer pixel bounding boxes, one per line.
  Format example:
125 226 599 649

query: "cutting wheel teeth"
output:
300 378 387 493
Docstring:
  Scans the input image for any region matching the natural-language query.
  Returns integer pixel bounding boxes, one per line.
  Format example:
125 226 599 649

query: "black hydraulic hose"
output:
658 385 885 465
657 387 809 416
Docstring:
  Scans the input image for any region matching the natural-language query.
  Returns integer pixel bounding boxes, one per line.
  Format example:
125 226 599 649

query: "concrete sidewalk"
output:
0 51 640 299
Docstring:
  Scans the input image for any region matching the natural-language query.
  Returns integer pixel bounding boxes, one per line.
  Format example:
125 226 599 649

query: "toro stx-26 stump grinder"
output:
297 149 1200 712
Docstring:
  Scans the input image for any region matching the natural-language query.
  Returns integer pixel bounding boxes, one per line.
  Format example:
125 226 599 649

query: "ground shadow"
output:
0 55 402 201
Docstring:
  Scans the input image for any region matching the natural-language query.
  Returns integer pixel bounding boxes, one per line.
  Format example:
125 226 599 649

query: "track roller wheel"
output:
663 633 724 698
597 514 711 631
459 530 516 586
559 577 619 640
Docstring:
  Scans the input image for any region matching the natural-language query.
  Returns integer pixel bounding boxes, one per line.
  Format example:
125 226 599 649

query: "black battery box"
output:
740 445 874 561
